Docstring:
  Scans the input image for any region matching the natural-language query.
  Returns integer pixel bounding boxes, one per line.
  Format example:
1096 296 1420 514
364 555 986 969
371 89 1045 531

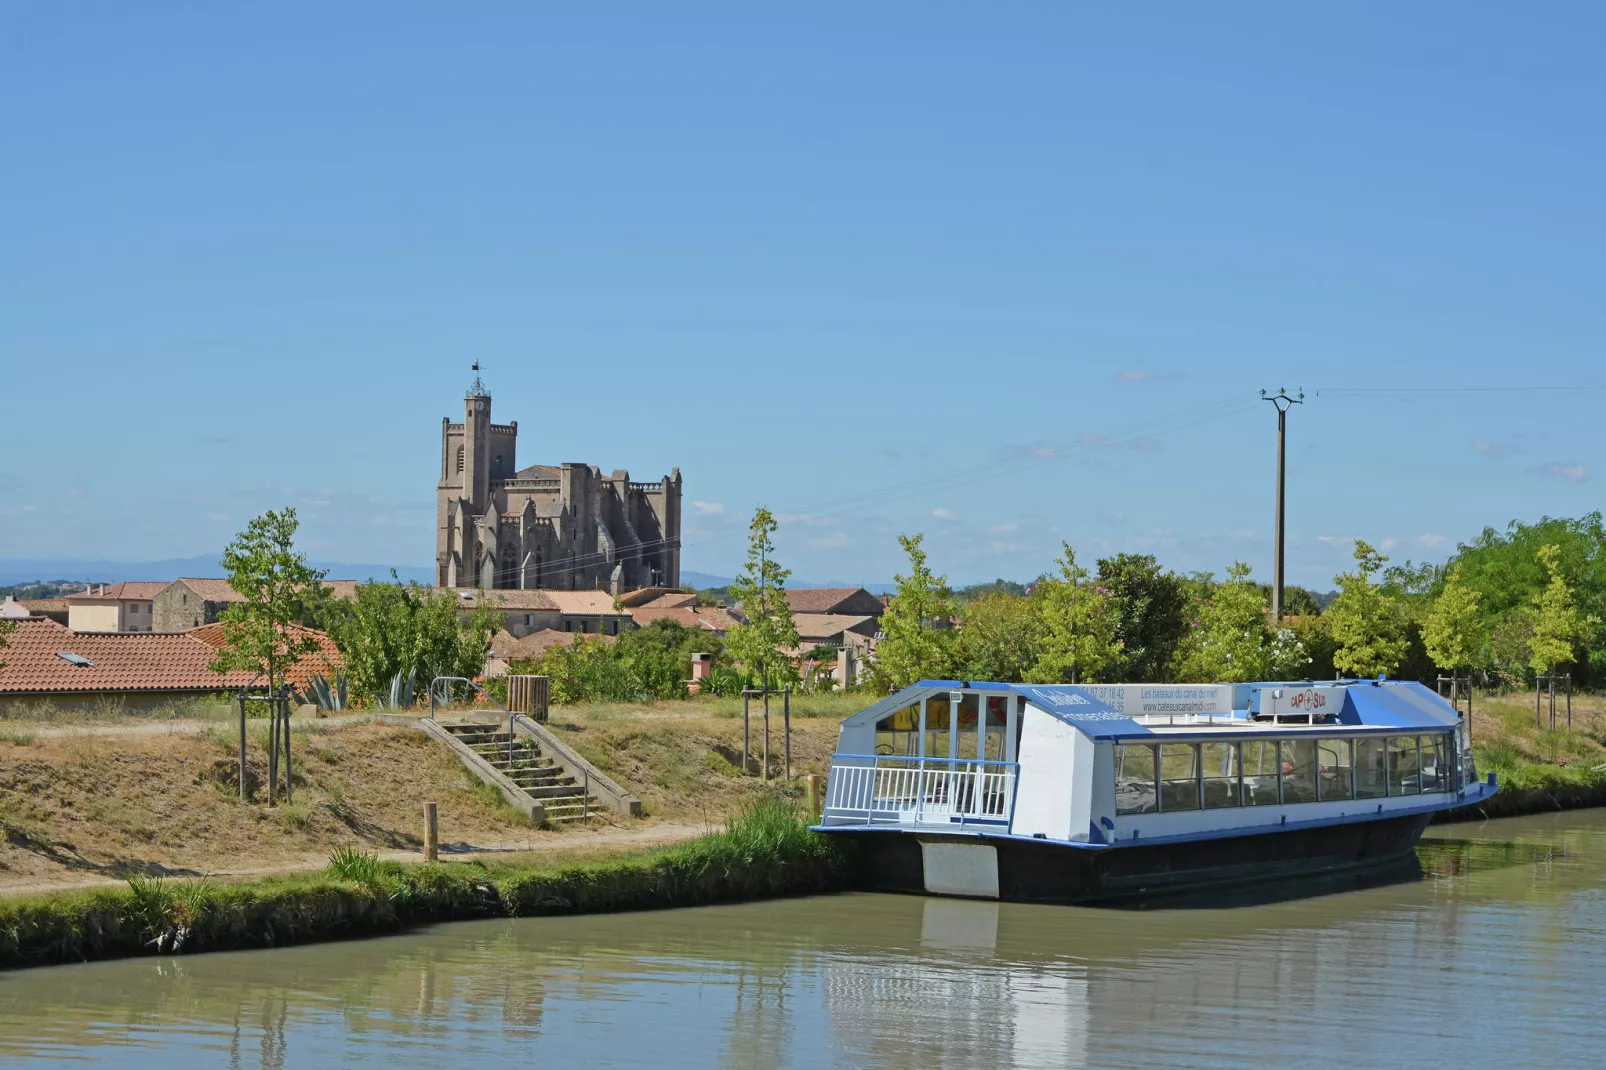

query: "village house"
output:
454 588 632 637
63 582 170 633
151 578 361 631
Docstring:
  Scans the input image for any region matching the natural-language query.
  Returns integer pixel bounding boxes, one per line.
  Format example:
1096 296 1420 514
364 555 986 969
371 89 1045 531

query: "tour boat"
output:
816 679 1494 903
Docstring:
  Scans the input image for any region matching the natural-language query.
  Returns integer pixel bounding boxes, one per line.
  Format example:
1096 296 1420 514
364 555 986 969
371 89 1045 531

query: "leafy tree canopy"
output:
1326 540 1409 678
209 508 332 689
872 533 957 690
724 507 800 689
1027 543 1119 685
1096 552 1189 682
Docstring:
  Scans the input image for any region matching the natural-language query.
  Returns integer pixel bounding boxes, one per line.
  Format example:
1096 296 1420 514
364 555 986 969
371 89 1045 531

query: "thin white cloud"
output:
992 522 1019 534
691 500 725 516
809 532 853 549
0 505 38 516
931 507 957 521
1115 371 1180 382
1472 439 1498 455
1536 462 1590 483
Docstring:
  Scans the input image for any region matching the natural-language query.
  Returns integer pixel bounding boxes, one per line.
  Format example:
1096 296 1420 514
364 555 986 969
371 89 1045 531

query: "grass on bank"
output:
1451 690 1606 819
0 801 854 970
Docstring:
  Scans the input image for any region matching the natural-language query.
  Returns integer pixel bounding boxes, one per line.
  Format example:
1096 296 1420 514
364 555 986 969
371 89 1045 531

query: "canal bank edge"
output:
0 803 858 971
3 768 1604 972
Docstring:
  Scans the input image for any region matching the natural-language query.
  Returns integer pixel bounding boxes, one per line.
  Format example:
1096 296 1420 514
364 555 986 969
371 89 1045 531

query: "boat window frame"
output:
1158 742 1203 812
1114 743 1160 816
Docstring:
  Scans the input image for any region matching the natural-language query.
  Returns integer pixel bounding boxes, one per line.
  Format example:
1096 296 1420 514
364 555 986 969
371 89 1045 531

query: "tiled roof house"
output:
0 618 341 712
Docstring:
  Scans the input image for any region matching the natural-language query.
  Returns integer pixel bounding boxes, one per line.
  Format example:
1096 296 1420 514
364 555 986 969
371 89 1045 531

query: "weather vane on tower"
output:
468 360 488 398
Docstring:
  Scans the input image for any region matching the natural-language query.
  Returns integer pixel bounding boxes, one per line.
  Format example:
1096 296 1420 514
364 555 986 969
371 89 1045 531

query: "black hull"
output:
836 813 1434 904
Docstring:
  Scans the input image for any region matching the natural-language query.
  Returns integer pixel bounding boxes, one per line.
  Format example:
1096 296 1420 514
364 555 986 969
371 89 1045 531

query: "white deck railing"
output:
823 755 1018 829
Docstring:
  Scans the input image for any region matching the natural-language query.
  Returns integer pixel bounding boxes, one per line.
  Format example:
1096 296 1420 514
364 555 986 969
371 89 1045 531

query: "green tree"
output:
724 507 800 690
1447 512 1606 686
1422 564 1487 675
1027 543 1119 684
953 592 1041 682
0 616 13 671
872 533 957 690
1096 552 1189 681
209 508 332 691
1326 540 1408 678
329 577 500 701
1529 543 1597 677
1172 562 1272 682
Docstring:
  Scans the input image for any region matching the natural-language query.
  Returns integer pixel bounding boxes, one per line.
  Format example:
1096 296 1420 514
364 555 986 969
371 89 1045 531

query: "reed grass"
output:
0 801 856 971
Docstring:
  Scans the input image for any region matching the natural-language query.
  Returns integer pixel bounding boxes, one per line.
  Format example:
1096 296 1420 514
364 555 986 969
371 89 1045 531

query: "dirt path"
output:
0 819 711 899
25 712 422 739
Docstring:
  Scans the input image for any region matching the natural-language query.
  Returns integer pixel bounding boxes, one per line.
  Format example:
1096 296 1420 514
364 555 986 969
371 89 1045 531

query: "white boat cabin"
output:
820 679 1492 847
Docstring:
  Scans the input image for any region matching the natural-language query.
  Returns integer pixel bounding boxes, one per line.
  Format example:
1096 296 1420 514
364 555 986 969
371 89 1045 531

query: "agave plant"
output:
304 670 350 712
380 667 417 710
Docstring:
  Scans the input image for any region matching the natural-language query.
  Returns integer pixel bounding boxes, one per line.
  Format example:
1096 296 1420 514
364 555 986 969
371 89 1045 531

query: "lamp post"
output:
1261 387 1304 620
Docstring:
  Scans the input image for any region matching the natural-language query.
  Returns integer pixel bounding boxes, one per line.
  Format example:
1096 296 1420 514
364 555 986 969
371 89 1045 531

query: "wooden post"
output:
267 690 279 808
1567 673 1573 731
743 690 751 776
1536 682 1542 729
281 688 293 804
423 801 439 862
237 692 248 802
807 773 824 820
784 687 792 780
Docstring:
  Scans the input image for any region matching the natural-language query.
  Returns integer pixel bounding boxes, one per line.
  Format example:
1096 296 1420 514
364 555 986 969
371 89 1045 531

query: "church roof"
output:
513 464 560 480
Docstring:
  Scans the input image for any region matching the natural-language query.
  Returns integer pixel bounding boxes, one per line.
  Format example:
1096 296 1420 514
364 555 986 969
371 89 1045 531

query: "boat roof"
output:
842 679 1462 740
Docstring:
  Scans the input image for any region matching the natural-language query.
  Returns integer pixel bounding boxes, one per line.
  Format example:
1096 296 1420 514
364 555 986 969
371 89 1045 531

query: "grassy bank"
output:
0 802 855 971
1440 690 1606 821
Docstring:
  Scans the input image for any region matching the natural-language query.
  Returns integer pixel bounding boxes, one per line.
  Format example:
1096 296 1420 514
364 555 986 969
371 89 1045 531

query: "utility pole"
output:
1261 387 1304 620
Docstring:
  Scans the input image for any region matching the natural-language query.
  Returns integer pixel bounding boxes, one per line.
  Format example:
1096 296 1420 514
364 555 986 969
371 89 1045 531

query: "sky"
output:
2 2 1603 588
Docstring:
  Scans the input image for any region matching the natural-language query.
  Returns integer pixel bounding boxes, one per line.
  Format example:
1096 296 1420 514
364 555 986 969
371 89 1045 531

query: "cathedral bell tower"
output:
463 367 492 514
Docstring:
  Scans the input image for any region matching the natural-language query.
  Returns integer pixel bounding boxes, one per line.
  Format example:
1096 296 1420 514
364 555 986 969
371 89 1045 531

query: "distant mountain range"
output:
0 556 435 587
681 569 895 595
0 558 895 594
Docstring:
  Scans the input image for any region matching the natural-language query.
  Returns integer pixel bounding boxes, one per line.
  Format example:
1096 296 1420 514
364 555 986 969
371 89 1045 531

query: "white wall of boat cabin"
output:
839 721 874 755
1009 705 1095 841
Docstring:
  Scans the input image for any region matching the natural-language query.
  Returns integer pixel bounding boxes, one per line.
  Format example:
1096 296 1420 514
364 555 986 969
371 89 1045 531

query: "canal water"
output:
4 809 1606 1068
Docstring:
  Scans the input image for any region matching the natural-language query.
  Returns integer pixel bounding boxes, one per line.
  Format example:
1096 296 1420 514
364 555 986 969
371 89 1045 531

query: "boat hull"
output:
834 812 1435 904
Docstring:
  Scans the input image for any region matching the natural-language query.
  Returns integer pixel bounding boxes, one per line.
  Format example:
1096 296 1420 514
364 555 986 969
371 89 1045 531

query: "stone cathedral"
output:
436 376 682 592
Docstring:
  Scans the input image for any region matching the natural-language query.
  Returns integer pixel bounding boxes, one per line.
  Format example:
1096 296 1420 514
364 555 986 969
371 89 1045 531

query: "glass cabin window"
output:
1201 741 1242 808
874 704 920 758
1355 737 1388 798
1114 744 1158 815
1281 739 1318 803
1159 744 1201 811
1420 735 1446 793
1389 736 1422 796
1242 740 1281 806
1318 739 1354 802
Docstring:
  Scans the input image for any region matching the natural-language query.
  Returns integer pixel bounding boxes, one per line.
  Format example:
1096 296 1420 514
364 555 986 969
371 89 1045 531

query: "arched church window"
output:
456 446 464 473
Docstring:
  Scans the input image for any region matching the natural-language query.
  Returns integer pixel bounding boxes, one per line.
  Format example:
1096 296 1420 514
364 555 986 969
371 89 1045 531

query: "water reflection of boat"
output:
818 679 1496 903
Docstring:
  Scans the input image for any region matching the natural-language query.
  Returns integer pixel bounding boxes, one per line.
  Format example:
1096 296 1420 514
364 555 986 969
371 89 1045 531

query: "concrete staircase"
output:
439 722 598 824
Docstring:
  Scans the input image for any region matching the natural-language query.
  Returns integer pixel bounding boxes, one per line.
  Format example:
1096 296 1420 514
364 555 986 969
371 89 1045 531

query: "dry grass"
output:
1470 689 1606 771
0 721 539 891
543 697 852 820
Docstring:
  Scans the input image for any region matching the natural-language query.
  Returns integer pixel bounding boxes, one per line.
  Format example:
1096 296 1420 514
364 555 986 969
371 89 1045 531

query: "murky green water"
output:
3 810 1605 1068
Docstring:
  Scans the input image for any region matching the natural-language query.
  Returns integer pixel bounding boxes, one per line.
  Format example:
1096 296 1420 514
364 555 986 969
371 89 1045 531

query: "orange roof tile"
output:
628 605 739 633
0 618 341 695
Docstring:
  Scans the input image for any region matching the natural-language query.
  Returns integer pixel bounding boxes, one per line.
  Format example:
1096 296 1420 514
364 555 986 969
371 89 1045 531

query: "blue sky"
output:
2 3 1602 588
